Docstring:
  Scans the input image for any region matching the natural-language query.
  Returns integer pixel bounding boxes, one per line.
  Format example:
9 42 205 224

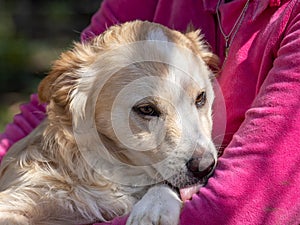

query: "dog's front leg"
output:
126 185 182 225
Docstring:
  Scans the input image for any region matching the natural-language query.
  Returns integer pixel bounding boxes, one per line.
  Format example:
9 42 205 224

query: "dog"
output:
0 20 218 225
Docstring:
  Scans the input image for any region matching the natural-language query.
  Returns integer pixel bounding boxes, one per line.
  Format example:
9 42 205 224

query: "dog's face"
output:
38 21 218 199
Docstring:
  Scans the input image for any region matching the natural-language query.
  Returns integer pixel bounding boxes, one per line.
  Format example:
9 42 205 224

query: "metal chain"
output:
216 0 250 57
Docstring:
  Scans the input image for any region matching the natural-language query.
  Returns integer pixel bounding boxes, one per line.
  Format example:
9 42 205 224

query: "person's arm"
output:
94 4 300 225
178 9 300 225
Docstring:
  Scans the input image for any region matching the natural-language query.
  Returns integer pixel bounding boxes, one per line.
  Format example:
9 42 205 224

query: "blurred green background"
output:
0 0 102 132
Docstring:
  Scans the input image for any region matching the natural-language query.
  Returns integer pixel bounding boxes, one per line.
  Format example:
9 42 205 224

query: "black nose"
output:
186 155 216 179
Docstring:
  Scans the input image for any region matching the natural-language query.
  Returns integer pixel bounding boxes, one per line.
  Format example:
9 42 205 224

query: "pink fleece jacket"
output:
1 0 300 224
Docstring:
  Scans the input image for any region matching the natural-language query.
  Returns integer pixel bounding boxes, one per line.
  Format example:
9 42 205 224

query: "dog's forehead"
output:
168 65 207 92
130 54 208 98
144 28 210 88
146 28 169 42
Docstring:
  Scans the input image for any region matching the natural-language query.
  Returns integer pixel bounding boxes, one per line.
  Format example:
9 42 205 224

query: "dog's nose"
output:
186 154 216 179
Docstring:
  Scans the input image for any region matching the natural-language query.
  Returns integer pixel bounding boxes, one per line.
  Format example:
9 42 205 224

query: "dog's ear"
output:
185 30 220 74
38 42 93 106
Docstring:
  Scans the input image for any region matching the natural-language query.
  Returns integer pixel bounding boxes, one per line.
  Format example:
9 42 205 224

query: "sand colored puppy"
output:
0 21 218 225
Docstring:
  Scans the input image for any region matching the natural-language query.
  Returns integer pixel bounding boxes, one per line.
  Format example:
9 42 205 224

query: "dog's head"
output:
38 20 219 200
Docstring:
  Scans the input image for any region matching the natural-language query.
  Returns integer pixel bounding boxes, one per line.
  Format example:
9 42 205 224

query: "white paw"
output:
126 185 182 225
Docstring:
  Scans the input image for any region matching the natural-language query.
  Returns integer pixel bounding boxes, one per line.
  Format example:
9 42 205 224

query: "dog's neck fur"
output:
7 111 139 223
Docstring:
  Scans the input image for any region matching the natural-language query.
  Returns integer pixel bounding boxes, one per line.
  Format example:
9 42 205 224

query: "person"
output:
1 0 300 224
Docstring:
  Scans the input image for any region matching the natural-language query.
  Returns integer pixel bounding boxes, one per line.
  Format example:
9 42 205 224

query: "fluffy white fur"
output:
0 21 218 225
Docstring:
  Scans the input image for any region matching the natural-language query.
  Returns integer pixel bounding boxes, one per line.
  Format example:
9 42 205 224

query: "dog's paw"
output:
0 212 30 225
126 185 182 225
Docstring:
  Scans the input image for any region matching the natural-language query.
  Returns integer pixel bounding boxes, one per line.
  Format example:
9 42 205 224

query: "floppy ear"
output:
38 42 94 106
185 30 220 74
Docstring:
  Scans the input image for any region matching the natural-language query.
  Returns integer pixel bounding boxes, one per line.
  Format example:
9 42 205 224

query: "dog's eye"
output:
134 104 160 117
195 91 206 108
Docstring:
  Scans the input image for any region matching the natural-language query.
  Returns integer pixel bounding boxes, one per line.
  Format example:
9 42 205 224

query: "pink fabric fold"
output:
0 94 46 161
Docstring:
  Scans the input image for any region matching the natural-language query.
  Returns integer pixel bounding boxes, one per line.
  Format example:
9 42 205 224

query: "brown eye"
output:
195 91 206 108
134 104 160 117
